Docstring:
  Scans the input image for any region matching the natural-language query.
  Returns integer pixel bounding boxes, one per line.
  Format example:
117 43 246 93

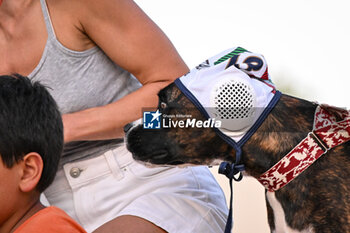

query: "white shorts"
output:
43 144 228 233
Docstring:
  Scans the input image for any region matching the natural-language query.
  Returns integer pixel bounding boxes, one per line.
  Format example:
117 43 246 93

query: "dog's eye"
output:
160 102 167 109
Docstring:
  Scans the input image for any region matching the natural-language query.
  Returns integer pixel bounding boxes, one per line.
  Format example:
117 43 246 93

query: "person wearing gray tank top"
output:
0 0 229 233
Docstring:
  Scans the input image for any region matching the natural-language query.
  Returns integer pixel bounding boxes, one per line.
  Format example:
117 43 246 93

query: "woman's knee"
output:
92 215 167 233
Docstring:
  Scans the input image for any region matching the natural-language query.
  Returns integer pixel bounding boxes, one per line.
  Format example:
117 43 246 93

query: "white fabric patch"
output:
177 47 275 142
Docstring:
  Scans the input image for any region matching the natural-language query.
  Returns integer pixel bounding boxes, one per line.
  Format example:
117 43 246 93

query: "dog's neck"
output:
239 94 318 178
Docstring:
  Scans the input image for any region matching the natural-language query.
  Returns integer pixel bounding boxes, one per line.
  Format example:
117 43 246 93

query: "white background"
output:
134 1 350 232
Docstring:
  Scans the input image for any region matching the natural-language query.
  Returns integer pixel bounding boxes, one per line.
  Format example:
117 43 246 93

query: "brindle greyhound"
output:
126 82 350 233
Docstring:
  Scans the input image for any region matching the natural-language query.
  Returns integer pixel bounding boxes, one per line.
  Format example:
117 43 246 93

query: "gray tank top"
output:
29 0 141 165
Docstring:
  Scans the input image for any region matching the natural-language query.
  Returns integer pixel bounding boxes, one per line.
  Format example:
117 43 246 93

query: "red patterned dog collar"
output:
258 105 350 192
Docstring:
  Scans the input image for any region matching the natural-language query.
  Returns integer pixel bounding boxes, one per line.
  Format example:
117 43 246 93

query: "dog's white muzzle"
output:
174 46 281 144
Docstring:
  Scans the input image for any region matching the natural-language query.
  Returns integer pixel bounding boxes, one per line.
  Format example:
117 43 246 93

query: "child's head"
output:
0 74 63 211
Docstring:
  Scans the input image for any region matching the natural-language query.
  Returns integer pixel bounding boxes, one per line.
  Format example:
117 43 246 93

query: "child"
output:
0 74 86 233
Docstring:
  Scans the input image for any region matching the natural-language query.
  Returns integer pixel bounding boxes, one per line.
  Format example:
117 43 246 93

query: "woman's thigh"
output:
44 145 228 233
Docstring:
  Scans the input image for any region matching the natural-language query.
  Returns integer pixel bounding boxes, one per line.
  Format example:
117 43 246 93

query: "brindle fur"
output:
127 83 350 233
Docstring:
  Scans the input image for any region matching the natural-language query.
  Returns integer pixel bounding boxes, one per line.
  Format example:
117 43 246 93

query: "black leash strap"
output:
219 161 245 233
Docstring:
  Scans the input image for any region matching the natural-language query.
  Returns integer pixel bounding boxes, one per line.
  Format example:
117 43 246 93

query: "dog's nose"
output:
123 123 133 133
124 118 143 133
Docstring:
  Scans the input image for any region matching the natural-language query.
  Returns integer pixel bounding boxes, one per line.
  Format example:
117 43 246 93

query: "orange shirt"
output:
14 206 86 233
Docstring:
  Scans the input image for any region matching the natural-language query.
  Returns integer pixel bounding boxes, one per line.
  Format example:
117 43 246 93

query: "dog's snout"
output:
123 123 133 133
124 118 143 134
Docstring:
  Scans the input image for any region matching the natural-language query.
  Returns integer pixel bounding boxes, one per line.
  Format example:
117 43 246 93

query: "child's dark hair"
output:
0 74 63 192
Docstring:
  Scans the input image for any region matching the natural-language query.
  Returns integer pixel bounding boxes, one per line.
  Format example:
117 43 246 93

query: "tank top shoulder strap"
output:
40 0 56 38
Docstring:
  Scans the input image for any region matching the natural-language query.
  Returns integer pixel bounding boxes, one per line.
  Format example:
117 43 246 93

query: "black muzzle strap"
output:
219 161 245 233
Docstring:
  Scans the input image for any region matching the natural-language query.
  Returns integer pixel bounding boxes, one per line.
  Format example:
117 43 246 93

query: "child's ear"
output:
18 153 43 193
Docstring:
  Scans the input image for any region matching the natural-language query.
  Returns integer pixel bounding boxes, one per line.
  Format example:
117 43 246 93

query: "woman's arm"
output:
63 0 189 143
